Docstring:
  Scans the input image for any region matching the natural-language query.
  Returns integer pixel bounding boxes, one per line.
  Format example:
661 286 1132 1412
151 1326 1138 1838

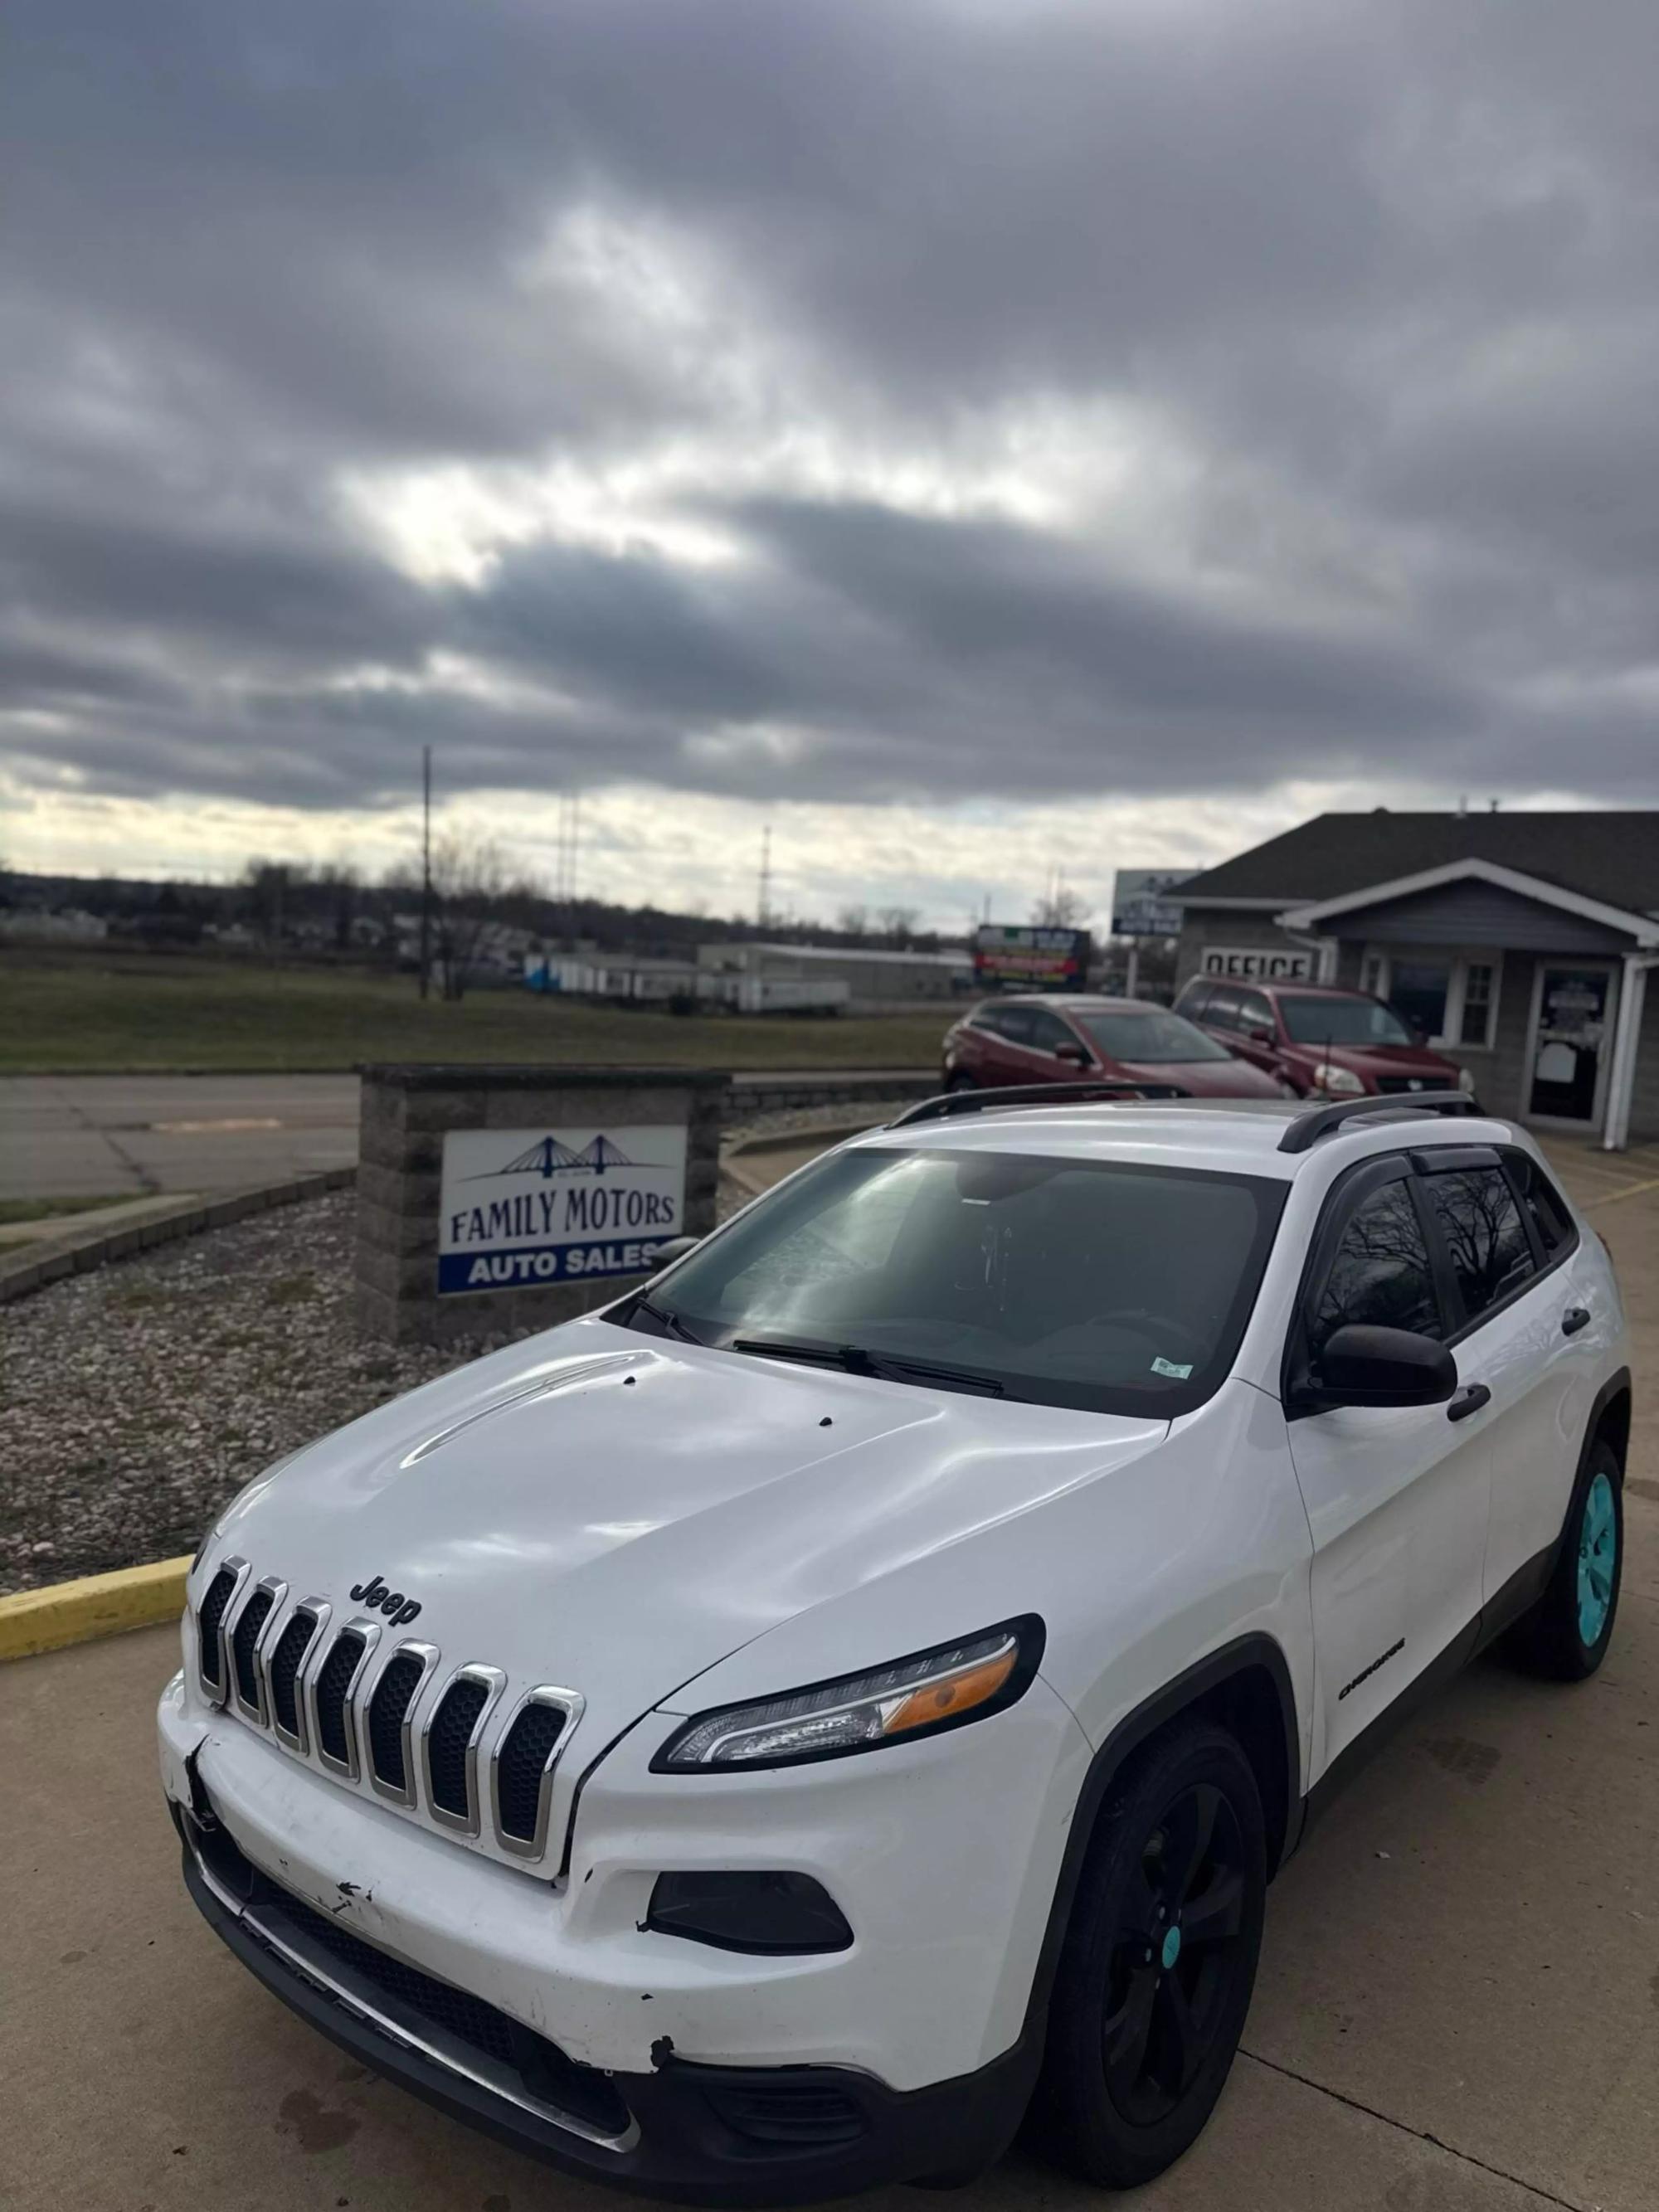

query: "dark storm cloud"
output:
3 0 1657 822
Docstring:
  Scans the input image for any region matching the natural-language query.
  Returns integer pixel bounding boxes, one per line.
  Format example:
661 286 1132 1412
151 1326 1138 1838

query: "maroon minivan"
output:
941 995 1293 1098
1172 977 1471 1100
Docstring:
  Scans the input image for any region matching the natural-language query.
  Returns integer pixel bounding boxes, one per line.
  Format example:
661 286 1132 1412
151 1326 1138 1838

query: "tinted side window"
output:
1506 1152 1575 1258
1204 986 1243 1031
1025 1008 1075 1054
1311 1179 1441 1359
1175 981 1209 1018
996 1004 1038 1045
1423 1168 1535 1325
1235 990 1274 1034
969 1004 1005 1034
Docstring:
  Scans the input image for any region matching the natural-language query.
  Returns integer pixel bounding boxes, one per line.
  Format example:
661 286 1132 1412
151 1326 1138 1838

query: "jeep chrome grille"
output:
189 1566 582 1863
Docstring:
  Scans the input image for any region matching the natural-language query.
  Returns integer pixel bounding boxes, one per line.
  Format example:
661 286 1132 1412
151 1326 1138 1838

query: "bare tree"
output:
876 903 919 949
1030 882 1091 929
241 858 292 955
430 833 510 1000
834 902 869 943
316 860 360 950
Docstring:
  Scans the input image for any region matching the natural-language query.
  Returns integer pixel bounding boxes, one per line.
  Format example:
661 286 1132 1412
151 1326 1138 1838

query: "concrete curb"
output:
0 1556 192 1662
722 1111 903 1198
0 1163 358 1305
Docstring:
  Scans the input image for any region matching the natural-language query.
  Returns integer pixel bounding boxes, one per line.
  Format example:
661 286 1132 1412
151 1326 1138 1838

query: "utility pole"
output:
555 789 581 931
419 744 432 999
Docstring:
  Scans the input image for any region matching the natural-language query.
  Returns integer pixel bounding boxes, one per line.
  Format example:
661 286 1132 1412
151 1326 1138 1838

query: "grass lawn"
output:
0 1192 132 1225
0 951 948 1074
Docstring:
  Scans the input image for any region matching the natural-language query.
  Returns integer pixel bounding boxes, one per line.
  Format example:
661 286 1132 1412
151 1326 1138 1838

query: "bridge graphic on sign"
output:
467 1133 646 1180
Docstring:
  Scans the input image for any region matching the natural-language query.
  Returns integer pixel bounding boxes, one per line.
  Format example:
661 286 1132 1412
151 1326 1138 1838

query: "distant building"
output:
1173 810 1659 1148
0 906 109 941
697 940 974 1005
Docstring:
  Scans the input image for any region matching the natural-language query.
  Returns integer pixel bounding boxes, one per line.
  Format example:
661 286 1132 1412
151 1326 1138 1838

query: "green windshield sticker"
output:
1151 1355 1194 1379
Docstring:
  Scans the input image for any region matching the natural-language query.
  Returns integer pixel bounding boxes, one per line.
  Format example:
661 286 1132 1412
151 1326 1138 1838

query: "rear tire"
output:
1506 1438 1623 1680
1034 1723 1266 2189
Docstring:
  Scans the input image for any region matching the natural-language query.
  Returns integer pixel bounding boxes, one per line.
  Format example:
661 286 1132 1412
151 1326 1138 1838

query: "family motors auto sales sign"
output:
437 1124 688 1295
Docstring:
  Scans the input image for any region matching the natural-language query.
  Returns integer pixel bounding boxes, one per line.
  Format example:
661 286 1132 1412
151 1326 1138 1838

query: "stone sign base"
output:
356 1065 727 1345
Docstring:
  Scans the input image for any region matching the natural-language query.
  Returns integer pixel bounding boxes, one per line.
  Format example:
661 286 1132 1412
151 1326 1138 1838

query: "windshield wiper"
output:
630 1295 708 1346
730 1334 1005 1398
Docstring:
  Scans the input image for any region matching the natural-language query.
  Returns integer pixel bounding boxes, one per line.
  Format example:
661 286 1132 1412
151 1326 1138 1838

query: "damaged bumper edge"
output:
173 1796 1037 2205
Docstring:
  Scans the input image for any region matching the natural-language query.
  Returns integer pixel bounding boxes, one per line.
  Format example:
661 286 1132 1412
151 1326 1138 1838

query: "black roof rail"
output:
1277 1090 1481 1155
892 1081 1190 1129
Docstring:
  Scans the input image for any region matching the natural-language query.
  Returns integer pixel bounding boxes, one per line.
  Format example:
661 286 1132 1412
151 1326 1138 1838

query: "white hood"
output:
213 1315 1166 1764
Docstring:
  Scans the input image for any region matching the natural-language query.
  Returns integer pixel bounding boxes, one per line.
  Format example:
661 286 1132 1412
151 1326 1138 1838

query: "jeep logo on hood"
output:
349 1574 421 1627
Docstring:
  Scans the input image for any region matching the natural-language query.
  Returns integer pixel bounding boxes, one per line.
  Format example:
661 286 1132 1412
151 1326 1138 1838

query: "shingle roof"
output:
1175 812 1659 916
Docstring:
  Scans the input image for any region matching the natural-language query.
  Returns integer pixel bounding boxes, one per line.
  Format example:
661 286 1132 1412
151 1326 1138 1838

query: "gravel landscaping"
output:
0 1101 912 1596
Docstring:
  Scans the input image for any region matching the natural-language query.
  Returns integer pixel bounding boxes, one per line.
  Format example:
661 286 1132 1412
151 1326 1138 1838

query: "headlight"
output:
653 1618 1044 1772
1311 1062 1365 1096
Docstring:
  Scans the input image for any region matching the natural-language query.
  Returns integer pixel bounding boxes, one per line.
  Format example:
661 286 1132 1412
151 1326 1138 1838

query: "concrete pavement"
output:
2 1072 361 1201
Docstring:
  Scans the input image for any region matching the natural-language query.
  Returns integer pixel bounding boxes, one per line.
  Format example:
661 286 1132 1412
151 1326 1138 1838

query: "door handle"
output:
1561 1306 1591 1337
1447 1383 1491 1423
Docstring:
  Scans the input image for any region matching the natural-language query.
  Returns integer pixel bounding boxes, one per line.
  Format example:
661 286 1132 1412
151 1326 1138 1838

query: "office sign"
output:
972 925 1091 989
1111 868 1193 938
1200 946 1314 982
438 1124 688 1294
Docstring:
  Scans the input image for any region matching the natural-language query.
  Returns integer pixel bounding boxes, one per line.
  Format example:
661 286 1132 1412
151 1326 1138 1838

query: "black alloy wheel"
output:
1100 1781 1248 2127
1036 1722 1266 2188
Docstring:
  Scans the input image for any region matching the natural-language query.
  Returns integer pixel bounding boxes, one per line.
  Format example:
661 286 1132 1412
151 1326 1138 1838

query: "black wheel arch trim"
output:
1019 1632 1301 2052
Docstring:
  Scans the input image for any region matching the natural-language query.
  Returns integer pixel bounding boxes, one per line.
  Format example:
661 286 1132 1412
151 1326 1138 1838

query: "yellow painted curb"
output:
0 1555 191 1662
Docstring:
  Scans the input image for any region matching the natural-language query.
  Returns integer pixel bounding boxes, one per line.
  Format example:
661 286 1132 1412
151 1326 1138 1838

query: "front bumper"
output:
174 1795 1038 2204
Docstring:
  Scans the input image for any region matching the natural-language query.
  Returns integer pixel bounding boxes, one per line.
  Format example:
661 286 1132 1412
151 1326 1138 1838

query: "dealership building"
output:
1172 812 1659 1149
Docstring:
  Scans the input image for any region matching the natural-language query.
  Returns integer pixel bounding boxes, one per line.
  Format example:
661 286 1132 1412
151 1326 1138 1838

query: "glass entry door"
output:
1528 967 1613 1122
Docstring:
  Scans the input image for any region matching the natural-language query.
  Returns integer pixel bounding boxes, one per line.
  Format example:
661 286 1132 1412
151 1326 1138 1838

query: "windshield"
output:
1279 994 1413 1047
1073 1009 1233 1065
630 1145 1286 1416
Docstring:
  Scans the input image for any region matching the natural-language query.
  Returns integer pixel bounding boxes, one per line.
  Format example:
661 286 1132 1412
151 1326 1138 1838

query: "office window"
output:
1389 961 1451 1043
1361 950 1502 1048
1458 964 1495 1046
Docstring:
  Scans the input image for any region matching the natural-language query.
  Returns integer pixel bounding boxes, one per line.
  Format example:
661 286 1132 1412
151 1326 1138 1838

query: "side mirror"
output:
1314 1324 1456 1409
1247 1024 1277 1047
1054 1040 1090 1067
649 1236 701 1272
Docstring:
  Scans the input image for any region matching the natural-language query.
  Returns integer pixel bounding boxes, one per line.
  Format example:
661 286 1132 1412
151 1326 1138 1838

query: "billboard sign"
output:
972 924 1091 991
438 1124 688 1295
1110 868 1193 939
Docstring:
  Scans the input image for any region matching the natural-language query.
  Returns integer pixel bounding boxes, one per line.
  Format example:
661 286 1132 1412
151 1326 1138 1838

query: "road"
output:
2 1073 361 1201
1 1071 932 1203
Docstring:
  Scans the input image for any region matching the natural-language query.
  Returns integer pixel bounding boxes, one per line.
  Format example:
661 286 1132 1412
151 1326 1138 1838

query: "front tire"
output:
1507 1438 1623 1680
946 1070 977 1093
1034 1723 1266 2189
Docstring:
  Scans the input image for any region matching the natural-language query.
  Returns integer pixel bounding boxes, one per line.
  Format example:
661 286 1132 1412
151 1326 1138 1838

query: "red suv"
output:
1172 976 1472 1100
941 994 1293 1097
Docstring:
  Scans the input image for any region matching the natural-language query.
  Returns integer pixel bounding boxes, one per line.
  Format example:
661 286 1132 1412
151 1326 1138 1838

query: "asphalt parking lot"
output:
5 1140 1657 2212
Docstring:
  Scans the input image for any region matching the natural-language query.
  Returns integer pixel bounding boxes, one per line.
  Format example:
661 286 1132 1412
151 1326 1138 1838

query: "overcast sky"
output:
4 0 1657 926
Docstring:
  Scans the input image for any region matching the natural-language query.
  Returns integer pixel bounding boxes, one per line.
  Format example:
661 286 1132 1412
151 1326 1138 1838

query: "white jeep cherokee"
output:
158 1087 1630 2200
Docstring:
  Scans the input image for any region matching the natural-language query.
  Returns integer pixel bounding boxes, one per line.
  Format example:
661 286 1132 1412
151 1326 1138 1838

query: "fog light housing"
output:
646 1870 853 1955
